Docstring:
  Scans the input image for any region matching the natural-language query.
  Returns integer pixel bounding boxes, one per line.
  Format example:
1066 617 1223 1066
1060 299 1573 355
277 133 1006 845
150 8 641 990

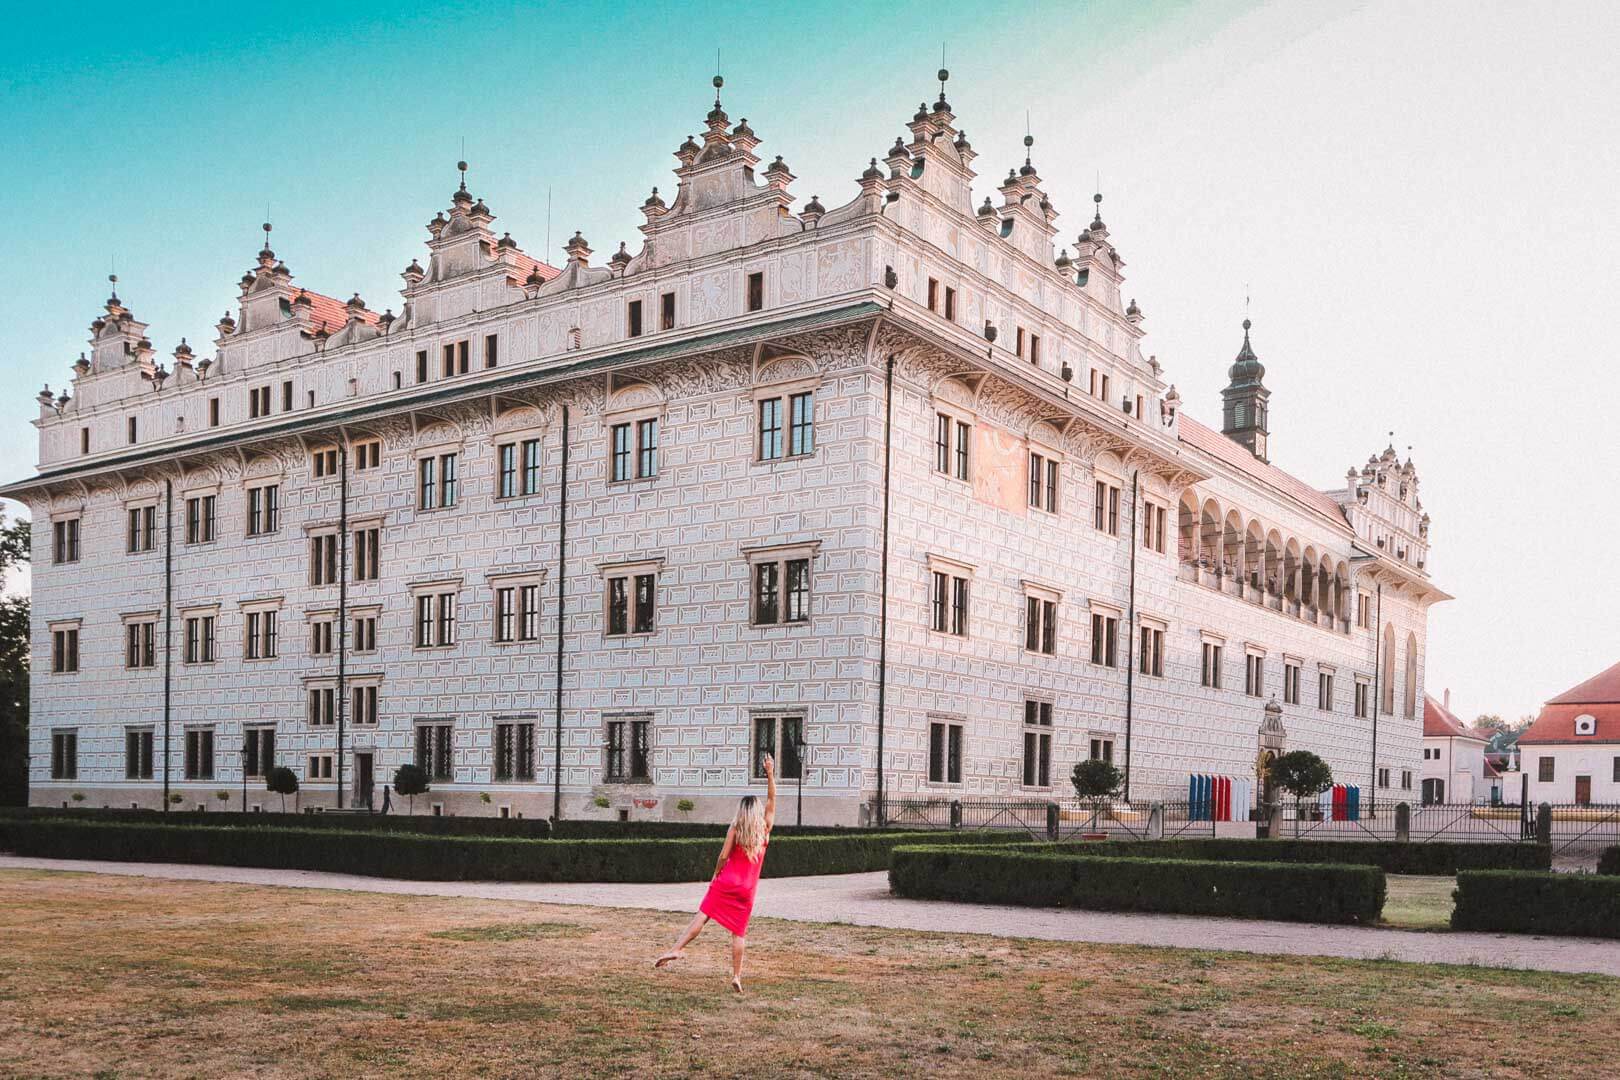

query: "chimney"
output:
1443 688 1450 710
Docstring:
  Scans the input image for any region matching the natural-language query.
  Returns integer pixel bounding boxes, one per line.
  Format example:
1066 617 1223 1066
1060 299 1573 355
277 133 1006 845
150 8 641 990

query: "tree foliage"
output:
1071 758 1123 801
1268 750 1334 800
393 763 429 814
266 766 299 813
0 511 30 807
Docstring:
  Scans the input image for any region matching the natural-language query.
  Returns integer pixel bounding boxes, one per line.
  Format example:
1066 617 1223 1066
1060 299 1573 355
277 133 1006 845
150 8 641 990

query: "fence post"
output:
1148 803 1163 840
950 800 962 831
1536 803 1552 846
1045 802 1059 841
1394 801 1410 842
1270 803 1285 840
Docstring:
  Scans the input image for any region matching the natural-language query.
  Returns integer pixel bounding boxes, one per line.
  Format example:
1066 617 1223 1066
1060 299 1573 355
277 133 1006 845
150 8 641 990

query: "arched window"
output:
1403 633 1419 718
1381 625 1396 714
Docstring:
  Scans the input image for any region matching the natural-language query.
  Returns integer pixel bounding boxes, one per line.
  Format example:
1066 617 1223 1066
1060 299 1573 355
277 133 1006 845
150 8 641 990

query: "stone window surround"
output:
487 568 548 645
491 424 547 500
408 577 462 651
751 373 821 464
598 557 663 638
930 399 975 484
923 712 965 789
742 540 821 628
603 401 664 487
414 437 465 511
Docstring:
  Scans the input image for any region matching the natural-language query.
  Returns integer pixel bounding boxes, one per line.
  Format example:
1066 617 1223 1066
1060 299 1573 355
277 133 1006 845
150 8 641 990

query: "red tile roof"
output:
501 249 560 288
300 290 380 335
1178 416 1352 533
1521 659 1620 745
1423 694 1485 740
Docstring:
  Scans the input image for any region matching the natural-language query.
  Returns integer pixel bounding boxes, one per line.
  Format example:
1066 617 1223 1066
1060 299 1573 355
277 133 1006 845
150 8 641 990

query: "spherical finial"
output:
1094 192 1102 206
262 222 271 236
938 68 949 83
1242 318 1252 331
713 74 724 89
1023 134 1034 149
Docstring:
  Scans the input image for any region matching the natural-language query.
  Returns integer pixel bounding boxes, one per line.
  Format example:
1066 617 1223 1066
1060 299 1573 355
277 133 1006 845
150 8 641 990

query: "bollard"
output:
950 799 962 830
1394 801 1410 842
1268 803 1284 840
1046 802 1060 841
1147 804 1164 841
1536 803 1552 846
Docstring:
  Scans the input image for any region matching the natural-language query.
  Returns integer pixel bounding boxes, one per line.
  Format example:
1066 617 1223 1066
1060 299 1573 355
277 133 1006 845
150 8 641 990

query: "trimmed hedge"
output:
1052 837 1549 875
4 819 1027 883
1598 847 1620 875
890 845 1385 924
1452 870 1620 938
0 806 554 840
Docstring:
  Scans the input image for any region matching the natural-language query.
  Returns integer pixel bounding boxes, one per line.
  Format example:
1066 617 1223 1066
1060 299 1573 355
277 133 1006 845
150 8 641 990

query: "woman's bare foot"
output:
730 977 743 994
654 949 685 969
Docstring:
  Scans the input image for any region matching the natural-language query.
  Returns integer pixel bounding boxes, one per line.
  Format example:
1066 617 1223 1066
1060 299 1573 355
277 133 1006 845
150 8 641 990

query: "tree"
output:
393 763 429 815
0 511 31 807
1071 758 1122 802
1268 750 1333 801
266 767 299 813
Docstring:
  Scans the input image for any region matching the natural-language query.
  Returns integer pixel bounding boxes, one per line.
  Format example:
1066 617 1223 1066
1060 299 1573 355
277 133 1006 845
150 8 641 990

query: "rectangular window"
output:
746 271 764 312
308 686 336 726
442 340 470 377
750 556 812 626
416 350 429 384
1355 680 1370 719
310 618 334 657
80 427 89 454
930 571 970 636
311 449 339 478
1015 326 1026 358
1318 672 1335 711
183 615 216 664
1022 700 1053 788
209 397 220 427
1093 481 1120 535
1025 596 1057 655
310 533 339 587
1142 501 1167 553
1246 653 1265 698
928 719 963 784
1201 642 1223 689
249 386 268 419
1357 593 1372 629
1030 334 1041 365
245 728 275 778
244 609 279 659
1089 611 1118 667
51 730 78 780
610 423 632 482
413 592 457 648
125 620 156 669
627 299 644 338
184 727 215 780
125 728 155 779
484 333 498 369
954 420 970 480
354 440 381 471
493 582 542 644
605 718 652 781
353 613 377 653
1401 769 1413 791
127 505 157 553
1090 737 1115 764
52 626 79 674
660 291 676 331
353 526 380 581
1377 766 1391 789
247 485 279 536
183 495 214 545
352 684 378 726
1538 757 1554 783
637 419 658 478
418 453 458 509
1028 453 1059 512
927 278 939 312
308 754 334 781
788 392 814 456
759 398 783 460
944 287 956 321
934 416 972 480
751 715 804 780
1139 625 1164 677
52 518 80 564
281 380 293 412
606 573 655 636
1284 661 1302 705
494 721 536 781
416 724 453 781
127 416 138 444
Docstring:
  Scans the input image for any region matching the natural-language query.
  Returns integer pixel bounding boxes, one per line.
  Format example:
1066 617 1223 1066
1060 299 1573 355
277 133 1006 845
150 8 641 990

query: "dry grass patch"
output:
0 870 1614 1079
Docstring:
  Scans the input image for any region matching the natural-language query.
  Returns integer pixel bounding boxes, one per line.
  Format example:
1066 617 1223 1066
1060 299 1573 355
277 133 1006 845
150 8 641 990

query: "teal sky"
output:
3 0 1616 721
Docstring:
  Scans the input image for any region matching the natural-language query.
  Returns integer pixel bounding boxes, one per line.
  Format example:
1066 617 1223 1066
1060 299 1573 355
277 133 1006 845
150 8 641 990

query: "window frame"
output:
1021 699 1054 789
927 716 964 786
751 713 805 780
744 542 819 628
49 619 81 675
604 714 653 783
601 560 660 638
241 601 282 661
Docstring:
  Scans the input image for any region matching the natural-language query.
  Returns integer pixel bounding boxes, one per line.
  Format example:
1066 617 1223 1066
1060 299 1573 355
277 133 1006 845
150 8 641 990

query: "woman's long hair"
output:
732 795 767 862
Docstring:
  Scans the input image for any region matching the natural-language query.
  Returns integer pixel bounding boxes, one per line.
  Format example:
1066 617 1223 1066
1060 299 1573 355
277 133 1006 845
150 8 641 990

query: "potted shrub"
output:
1071 759 1123 840
215 791 230 806
266 767 299 813
70 792 86 804
393 764 429 815
675 798 695 815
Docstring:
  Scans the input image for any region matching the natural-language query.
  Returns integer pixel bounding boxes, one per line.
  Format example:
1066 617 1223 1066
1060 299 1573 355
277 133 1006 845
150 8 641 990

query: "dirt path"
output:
4 855 1615 976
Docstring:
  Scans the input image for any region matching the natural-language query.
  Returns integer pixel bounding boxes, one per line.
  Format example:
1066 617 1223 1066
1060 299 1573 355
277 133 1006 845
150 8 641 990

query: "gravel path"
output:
4 855 1616 977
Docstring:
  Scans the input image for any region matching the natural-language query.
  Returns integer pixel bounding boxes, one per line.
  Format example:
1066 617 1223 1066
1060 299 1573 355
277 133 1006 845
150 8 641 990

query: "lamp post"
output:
792 732 807 828
240 735 248 813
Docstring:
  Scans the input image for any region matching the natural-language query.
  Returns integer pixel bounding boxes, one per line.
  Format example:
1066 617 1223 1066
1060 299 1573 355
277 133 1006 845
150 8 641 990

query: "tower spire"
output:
1220 315 1270 462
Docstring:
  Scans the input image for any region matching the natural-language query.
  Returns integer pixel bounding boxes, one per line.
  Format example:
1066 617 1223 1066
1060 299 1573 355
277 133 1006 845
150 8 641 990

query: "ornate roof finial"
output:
1021 127 1035 177
107 273 118 301
713 72 723 109
1092 191 1104 227
456 158 469 194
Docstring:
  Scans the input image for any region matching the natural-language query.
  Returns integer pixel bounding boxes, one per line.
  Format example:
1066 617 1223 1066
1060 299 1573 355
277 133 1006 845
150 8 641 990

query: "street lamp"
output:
791 732 808 828
240 735 248 813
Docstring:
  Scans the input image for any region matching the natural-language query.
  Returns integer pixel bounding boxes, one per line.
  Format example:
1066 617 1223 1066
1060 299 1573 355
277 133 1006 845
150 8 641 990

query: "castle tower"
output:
1221 317 1269 461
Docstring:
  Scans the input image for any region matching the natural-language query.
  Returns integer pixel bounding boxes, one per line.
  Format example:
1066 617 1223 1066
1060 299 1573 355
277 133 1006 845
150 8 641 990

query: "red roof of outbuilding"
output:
1423 694 1485 741
1178 417 1352 532
1520 660 1620 745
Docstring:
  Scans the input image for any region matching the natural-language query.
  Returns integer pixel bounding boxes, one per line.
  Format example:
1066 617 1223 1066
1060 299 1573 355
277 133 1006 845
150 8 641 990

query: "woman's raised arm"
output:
763 753 778 832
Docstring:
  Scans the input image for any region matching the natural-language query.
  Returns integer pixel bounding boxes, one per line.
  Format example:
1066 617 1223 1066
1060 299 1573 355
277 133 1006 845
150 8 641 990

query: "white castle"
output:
5 73 1447 823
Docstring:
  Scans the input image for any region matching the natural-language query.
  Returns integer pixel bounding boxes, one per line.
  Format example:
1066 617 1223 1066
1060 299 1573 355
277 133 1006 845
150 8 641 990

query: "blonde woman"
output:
655 753 777 992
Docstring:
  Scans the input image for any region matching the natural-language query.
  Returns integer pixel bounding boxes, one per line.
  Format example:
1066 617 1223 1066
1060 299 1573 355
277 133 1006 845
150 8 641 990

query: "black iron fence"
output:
870 796 1620 847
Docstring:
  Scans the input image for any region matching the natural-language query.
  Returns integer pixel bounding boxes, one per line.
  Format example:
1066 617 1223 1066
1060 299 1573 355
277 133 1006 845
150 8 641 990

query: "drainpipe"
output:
875 355 895 824
552 405 570 820
162 478 173 812
1371 582 1383 807
336 441 348 809
1124 469 1139 803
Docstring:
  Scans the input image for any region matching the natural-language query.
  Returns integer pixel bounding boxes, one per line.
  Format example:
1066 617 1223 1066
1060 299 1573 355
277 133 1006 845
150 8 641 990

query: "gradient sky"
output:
2 0 1614 722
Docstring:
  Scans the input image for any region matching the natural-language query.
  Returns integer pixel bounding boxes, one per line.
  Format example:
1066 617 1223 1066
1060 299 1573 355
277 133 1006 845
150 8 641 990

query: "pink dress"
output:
699 838 768 935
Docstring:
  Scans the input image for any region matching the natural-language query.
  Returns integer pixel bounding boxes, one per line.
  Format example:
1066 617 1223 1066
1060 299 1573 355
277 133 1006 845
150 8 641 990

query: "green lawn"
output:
1380 875 1456 930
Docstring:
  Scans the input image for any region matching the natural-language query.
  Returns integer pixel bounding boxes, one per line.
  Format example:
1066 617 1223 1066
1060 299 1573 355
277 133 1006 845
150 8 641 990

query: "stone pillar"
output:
1536 803 1552 846
1394 801 1410 842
